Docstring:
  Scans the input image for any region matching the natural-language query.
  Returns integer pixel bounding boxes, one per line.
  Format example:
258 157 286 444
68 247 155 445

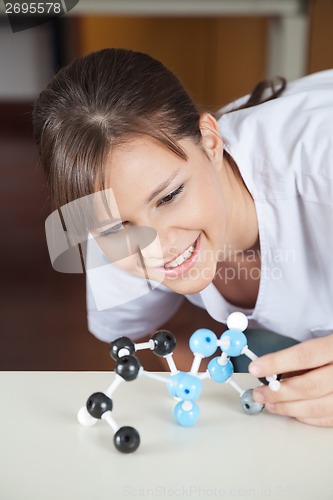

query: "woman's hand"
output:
249 334 333 427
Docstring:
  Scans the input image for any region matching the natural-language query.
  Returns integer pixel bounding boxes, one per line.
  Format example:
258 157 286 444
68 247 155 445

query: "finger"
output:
253 363 333 404
249 334 333 378
296 415 333 427
264 392 333 420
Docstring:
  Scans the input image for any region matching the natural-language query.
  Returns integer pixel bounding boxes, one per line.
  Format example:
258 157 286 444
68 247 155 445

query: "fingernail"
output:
249 362 263 376
252 390 264 403
265 403 276 412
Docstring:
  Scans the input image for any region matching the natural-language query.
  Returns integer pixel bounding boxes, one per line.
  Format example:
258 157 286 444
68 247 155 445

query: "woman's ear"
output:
199 113 224 167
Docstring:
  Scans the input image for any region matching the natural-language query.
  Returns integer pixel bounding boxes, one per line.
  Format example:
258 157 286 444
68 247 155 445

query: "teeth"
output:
164 244 195 269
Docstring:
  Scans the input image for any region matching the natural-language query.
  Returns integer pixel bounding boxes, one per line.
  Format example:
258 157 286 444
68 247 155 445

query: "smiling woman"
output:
93 133 234 297
33 48 333 427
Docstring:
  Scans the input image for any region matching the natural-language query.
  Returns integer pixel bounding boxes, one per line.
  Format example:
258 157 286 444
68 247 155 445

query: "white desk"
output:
1 372 332 500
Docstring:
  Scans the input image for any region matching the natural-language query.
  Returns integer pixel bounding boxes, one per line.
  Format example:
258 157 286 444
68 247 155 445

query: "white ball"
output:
227 312 248 332
77 406 97 427
269 380 281 392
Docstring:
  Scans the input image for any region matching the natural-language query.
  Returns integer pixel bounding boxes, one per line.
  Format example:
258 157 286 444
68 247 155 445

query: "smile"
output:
153 235 201 276
164 243 195 269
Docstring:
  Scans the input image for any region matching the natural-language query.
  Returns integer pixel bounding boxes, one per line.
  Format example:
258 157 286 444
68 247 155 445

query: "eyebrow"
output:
145 171 180 204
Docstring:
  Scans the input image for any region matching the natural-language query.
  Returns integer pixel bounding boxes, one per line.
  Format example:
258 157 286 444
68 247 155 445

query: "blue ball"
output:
220 329 247 357
168 372 202 401
167 373 181 398
189 328 218 357
207 357 234 383
174 400 200 427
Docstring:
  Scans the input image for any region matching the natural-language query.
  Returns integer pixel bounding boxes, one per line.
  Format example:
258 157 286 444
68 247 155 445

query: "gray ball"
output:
240 389 264 415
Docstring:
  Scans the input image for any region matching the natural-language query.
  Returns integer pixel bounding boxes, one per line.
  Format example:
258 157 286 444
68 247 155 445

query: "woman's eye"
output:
158 184 184 207
99 222 124 237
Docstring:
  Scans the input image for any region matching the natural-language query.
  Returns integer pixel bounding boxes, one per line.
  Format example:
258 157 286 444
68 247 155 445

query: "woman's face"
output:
92 115 234 295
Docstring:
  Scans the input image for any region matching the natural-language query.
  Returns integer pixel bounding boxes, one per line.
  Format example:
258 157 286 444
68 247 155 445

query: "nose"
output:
150 226 179 261
135 215 179 262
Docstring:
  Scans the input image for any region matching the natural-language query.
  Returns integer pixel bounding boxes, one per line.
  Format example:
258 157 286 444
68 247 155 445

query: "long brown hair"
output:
33 48 286 210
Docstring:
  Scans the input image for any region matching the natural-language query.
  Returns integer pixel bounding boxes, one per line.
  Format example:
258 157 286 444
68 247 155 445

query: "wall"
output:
1 1 332 103
308 0 333 73
0 19 53 100
76 16 267 109
75 0 333 109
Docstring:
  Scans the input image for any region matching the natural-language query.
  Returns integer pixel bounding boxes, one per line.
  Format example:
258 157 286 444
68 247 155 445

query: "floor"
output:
0 103 224 372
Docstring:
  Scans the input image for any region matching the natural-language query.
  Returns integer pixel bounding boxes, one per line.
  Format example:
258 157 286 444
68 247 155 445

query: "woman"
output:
33 48 333 426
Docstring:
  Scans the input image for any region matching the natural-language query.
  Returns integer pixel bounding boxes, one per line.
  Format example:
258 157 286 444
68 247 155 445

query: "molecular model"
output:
77 312 281 453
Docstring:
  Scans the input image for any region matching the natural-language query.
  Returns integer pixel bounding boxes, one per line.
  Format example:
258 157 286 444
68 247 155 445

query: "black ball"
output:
114 426 140 453
258 373 282 385
109 337 135 361
86 392 113 419
115 355 141 381
151 330 176 356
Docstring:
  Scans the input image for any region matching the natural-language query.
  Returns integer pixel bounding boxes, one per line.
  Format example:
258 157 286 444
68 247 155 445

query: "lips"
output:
158 235 200 275
140 235 200 274
163 242 196 269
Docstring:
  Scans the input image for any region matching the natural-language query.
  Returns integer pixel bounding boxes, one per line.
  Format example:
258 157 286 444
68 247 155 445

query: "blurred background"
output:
0 0 332 371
